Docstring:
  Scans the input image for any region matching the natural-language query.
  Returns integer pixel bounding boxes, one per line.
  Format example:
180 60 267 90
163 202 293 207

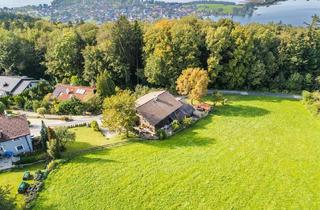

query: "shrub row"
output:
302 91 320 116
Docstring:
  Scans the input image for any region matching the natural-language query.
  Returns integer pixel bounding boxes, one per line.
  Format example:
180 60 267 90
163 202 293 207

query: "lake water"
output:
229 0 320 26
0 0 319 26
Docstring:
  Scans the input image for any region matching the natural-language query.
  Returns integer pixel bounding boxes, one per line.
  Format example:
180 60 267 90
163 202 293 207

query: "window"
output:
76 89 86 94
16 145 24 151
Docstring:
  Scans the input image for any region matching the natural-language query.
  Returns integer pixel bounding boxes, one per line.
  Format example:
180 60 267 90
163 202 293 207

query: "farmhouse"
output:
52 84 96 102
136 91 194 136
0 76 39 97
0 115 33 156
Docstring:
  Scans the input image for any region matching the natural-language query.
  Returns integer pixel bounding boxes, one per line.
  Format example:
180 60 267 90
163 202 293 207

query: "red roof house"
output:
0 115 33 155
52 84 96 102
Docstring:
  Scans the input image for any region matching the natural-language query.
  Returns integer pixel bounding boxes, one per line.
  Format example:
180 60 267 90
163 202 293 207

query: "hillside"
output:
3 0 250 23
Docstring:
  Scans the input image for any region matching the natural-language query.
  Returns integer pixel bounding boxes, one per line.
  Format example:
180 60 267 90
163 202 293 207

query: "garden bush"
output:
24 100 33 111
32 100 42 112
0 101 5 114
16 152 47 165
156 129 167 140
212 92 226 106
46 159 66 172
171 120 181 131
59 116 72 121
302 91 320 116
182 117 193 128
57 98 85 115
90 120 100 131
37 107 47 116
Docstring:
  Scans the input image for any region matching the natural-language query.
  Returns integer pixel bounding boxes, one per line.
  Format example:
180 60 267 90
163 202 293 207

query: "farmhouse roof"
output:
0 115 30 142
136 91 183 126
52 84 96 102
0 76 39 96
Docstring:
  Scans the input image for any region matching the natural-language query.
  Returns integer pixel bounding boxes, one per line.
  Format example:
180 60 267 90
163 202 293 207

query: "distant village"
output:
1 0 253 23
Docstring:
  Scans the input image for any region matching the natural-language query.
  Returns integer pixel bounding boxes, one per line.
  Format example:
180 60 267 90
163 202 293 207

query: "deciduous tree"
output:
45 29 83 82
176 68 209 103
96 70 116 98
55 127 76 148
102 90 137 137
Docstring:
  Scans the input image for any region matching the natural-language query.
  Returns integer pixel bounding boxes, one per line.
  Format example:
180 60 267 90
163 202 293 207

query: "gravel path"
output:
209 90 302 100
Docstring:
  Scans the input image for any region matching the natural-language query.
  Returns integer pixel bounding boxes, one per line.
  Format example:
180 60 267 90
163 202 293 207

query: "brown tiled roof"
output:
52 84 96 102
136 91 183 126
0 115 30 142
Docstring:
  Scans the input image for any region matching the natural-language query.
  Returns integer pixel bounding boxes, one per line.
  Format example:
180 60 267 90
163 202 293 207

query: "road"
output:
13 111 114 138
16 90 301 137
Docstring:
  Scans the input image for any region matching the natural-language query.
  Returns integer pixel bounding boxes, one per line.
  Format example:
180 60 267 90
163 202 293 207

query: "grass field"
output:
65 127 108 152
0 163 46 209
33 95 320 209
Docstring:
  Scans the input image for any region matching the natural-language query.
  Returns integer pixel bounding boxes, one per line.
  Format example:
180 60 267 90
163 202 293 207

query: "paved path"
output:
12 111 115 138
209 90 302 100
0 158 13 171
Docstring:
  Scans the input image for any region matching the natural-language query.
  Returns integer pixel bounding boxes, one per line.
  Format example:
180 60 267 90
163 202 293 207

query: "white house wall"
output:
0 135 33 155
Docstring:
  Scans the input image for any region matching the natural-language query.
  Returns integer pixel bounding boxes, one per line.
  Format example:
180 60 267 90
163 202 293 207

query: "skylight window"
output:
76 89 86 94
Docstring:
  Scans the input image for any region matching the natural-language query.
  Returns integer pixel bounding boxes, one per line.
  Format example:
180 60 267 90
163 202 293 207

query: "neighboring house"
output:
0 76 39 97
0 115 33 156
136 91 194 136
52 84 96 102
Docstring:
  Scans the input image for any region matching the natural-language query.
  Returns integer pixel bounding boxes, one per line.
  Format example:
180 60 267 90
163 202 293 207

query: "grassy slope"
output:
33 96 320 209
0 163 45 209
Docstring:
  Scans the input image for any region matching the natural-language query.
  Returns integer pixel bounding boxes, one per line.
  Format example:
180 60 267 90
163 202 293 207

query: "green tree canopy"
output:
45 28 84 82
96 71 116 98
102 90 137 137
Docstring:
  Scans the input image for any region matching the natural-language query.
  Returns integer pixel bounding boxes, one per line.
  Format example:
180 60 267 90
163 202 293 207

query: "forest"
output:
0 12 320 93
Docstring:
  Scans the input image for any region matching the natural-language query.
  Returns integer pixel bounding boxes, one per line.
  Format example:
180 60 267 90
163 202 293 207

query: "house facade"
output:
0 115 33 156
0 76 39 97
136 91 195 136
52 84 96 102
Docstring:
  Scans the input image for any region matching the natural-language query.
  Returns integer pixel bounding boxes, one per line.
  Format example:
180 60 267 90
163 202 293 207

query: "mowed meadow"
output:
33 95 320 209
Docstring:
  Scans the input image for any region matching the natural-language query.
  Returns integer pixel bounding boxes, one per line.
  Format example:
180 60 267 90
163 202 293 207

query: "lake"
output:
224 0 320 26
0 0 319 26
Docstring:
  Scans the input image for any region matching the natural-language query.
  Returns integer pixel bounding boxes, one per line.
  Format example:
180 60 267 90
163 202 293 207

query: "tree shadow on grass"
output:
205 95 296 104
70 155 119 164
214 104 270 118
137 135 216 150
65 141 96 152
223 95 296 103
136 117 216 149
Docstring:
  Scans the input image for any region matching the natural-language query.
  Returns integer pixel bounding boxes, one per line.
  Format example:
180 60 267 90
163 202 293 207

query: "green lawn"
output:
65 127 108 152
0 163 46 209
64 127 126 155
33 96 320 209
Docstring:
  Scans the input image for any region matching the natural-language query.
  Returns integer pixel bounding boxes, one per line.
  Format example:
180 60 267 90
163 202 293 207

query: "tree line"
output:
0 13 320 92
